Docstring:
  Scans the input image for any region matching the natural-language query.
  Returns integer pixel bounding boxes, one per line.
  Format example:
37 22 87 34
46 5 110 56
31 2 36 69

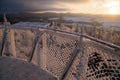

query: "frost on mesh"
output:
64 40 120 80
14 29 36 60
44 31 79 78
84 41 120 80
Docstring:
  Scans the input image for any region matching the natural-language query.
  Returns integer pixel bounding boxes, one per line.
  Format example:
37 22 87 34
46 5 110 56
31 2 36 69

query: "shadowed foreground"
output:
0 57 57 80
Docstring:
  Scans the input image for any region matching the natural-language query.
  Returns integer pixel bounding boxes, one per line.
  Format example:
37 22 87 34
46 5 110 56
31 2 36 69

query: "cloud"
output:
2 0 118 14
0 0 92 12
62 0 92 4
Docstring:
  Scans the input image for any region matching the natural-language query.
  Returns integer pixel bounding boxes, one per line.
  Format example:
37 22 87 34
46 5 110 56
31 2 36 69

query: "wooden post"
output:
40 32 47 70
0 28 7 56
28 30 40 62
8 29 16 57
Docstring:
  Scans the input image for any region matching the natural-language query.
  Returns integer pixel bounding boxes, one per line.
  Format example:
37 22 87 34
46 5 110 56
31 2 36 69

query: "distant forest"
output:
0 12 120 24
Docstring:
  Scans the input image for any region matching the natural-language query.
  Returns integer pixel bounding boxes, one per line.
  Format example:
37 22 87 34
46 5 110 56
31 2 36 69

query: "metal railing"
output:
0 25 120 80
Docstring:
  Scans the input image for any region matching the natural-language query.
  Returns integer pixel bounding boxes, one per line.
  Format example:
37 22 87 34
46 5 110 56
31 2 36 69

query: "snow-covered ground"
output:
48 18 60 21
63 17 92 23
63 16 120 31
13 22 50 27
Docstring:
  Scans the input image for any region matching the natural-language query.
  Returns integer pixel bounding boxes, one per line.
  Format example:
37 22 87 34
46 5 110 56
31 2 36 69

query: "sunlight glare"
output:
109 8 118 15
104 0 120 15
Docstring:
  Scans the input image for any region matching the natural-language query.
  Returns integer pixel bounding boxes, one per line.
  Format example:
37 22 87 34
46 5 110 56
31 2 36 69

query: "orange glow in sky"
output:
26 0 120 15
55 0 120 15
105 1 120 15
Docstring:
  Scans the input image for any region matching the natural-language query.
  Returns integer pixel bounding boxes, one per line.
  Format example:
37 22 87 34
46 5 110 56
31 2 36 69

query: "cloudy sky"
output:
0 0 120 14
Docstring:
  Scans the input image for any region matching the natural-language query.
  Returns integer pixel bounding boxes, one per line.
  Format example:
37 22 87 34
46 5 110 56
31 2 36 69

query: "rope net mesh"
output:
42 31 79 78
0 28 120 80
13 29 36 60
64 51 83 80
81 41 120 80
63 39 120 80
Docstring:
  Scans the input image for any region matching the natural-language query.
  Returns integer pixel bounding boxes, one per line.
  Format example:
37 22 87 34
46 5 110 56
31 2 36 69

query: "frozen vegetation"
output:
0 14 120 80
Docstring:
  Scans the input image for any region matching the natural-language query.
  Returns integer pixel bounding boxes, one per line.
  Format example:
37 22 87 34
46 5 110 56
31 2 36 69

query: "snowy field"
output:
63 16 120 31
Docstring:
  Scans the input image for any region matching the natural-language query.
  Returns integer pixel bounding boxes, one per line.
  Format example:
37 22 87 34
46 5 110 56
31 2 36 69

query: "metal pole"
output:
28 30 41 62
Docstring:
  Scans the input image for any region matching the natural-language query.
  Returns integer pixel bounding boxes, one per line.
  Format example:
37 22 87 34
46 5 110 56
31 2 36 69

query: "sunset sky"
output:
0 0 120 15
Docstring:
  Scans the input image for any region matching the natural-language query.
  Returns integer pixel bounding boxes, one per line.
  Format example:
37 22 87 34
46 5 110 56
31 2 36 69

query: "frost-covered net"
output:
0 27 120 80
64 39 120 80
13 29 36 60
41 31 79 78
83 41 120 80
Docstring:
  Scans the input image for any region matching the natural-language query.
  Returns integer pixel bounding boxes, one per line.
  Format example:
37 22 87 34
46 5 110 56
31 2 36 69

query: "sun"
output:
109 8 118 15
103 0 120 15
107 1 120 15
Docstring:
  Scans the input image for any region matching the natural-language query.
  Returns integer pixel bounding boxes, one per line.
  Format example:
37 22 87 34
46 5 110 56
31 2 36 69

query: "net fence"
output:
38 30 80 79
0 27 120 80
65 39 120 80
